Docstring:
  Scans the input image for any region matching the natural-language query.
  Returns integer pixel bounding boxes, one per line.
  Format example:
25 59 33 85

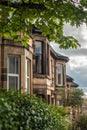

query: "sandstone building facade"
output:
0 28 78 106
0 37 33 94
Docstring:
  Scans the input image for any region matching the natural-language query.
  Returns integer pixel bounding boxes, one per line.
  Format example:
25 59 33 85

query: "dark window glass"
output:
34 41 43 74
9 56 19 74
9 76 18 90
58 64 63 85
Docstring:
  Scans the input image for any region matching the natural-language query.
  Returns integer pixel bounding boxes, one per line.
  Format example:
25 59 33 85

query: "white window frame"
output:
7 56 20 90
58 64 63 86
26 58 30 94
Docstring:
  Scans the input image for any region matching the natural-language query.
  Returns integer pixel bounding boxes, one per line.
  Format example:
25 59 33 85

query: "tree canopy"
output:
77 113 87 130
0 0 87 48
67 88 84 107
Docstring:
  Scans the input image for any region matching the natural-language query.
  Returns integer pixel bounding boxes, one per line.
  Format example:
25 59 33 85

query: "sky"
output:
51 23 87 92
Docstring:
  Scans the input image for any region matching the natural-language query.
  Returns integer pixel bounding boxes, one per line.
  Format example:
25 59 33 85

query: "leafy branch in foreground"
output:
0 0 87 48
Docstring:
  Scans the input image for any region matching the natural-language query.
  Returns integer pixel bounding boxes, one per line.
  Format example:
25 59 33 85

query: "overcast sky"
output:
51 23 87 92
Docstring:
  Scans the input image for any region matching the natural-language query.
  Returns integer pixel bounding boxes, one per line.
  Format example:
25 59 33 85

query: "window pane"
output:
58 64 62 73
9 76 18 90
58 100 63 106
27 60 30 76
9 57 15 73
58 74 61 84
35 41 42 54
26 59 30 94
15 57 19 74
27 78 30 93
35 55 42 74
58 64 63 85
8 56 20 90
34 41 43 74
9 56 19 74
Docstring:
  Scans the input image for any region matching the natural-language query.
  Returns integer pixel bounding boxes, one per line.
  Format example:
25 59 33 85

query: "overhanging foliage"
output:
0 0 87 48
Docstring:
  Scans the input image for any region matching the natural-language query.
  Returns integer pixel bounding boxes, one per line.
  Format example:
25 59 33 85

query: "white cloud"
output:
69 56 87 70
64 23 87 48
81 24 87 41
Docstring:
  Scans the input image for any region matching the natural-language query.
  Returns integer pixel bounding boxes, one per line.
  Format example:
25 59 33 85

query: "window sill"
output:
33 74 50 79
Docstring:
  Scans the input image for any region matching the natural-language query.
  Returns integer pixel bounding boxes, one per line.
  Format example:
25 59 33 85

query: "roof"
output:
31 26 42 34
71 82 79 88
50 46 69 62
66 75 74 82
66 75 79 87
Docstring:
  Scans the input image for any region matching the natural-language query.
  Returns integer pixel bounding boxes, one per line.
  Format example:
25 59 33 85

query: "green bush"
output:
77 113 87 130
0 89 68 130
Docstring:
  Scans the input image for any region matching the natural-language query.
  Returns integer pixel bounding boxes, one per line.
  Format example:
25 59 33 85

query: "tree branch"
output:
71 0 80 4
0 1 46 10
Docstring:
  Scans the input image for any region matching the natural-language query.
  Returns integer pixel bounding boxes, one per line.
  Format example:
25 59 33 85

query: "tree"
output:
0 0 87 48
65 88 84 130
67 88 84 107
77 113 87 130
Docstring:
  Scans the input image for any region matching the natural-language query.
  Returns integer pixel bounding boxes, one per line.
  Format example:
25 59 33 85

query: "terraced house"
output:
66 75 79 89
0 37 33 94
0 28 75 106
32 28 69 105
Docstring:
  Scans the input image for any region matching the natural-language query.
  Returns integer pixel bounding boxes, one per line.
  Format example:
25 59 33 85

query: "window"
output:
34 41 43 74
7 56 20 90
35 41 42 54
26 59 30 94
58 64 63 86
48 95 50 104
51 59 54 85
33 40 49 75
58 99 63 106
47 44 49 75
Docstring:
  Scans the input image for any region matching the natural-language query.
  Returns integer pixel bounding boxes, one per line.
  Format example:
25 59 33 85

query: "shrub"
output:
77 113 87 130
0 89 68 130
66 88 83 107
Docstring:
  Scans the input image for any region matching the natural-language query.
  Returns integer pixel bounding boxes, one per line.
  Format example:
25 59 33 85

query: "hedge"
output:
0 89 68 130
